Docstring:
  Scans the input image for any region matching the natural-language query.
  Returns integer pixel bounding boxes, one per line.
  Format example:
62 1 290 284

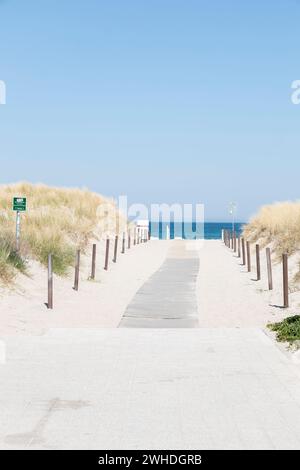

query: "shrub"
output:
268 315 300 343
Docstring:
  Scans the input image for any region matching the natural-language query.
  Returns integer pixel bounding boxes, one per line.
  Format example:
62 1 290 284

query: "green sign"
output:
13 197 27 212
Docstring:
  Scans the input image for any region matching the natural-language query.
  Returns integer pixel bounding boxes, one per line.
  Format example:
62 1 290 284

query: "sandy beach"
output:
0 239 297 335
0 240 170 335
197 240 297 328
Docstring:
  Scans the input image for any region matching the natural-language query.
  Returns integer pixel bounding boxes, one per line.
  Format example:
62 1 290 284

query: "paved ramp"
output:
119 241 199 328
2 328 300 450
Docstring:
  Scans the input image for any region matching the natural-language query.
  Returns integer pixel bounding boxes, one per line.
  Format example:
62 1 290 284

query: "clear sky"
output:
0 0 300 221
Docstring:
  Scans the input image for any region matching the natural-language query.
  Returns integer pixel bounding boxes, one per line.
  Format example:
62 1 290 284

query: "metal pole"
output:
283 254 289 308
256 244 261 281
104 238 110 270
48 253 53 309
266 248 273 290
73 249 80 291
16 210 21 251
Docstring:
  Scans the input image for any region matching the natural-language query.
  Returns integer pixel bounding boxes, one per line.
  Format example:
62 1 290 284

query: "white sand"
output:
1 238 298 336
0 240 170 335
197 240 299 327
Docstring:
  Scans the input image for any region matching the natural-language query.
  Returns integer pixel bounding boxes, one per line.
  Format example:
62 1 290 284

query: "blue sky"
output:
0 0 299 221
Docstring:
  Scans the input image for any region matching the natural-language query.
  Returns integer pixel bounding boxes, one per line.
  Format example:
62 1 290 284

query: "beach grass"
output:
268 315 300 343
0 232 27 282
0 182 127 281
243 202 300 256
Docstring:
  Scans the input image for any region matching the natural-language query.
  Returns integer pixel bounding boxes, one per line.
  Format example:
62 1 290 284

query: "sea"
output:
149 222 245 240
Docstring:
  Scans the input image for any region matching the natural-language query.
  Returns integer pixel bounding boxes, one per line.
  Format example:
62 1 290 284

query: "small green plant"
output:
268 315 300 343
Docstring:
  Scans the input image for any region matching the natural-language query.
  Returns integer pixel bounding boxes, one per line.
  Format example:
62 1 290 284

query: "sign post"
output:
12 197 27 251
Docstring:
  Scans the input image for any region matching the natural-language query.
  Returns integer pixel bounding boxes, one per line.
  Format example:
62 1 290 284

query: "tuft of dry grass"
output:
243 202 300 256
0 182 128 281
0 231 27 283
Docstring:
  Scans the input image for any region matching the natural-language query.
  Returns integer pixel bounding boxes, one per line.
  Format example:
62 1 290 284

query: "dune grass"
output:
0 182 127 281
243 202 300 257
268 315 300 343
0 232 27 283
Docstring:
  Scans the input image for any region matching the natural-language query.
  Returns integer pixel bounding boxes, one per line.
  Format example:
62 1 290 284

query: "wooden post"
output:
91 244 96 279
246 241 251 272
104 237 110 270
113 235 118 263
256 244 261 281
283 254 289 308
266 248 273 290
242 238 246 265
233 232 237 253
128 231 131 249
148 229 151 241
238 236 241 258
47 254 53 309
73 249 80 291
137 229 140 245
133 228 136 246
121 232 125 254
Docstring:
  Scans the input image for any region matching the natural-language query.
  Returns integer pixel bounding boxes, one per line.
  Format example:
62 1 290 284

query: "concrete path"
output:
1 328 300 450
119 241 199 328
2 240 300 449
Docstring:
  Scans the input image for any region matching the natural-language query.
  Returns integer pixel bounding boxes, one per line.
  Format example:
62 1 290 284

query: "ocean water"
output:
149 222 245 240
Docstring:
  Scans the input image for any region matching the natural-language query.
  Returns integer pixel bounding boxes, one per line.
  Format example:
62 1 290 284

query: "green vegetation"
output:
268 315 300 343
0 182 127 282
0 234 27 283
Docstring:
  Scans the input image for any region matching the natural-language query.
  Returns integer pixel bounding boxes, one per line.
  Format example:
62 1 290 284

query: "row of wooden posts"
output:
47 228 150 309
222 229 289 309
